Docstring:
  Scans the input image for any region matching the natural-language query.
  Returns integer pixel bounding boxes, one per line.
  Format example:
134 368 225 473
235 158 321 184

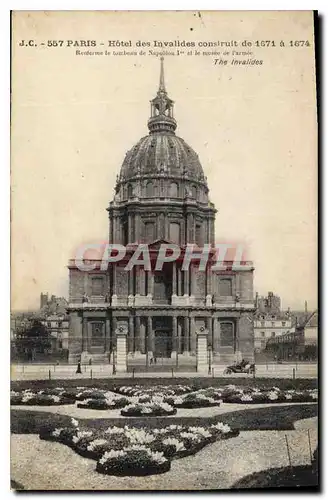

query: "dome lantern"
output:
148 57 177 135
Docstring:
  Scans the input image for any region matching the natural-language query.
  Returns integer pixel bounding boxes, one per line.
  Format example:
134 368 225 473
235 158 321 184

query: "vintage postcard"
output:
11 10 318 491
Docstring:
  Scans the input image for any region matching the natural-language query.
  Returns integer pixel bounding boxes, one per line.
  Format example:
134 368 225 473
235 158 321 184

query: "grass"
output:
11 403 317 435
231 464 319 489
11 377 317 393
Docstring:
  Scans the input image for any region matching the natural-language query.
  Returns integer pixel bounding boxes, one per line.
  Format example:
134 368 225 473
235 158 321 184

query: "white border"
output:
2 2 324 499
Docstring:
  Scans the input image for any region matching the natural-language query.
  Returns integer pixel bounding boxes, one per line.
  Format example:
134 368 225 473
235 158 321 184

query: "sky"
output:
11 11 317 311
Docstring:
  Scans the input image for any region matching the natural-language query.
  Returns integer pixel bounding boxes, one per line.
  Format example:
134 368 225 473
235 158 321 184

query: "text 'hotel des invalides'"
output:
67 58 255 369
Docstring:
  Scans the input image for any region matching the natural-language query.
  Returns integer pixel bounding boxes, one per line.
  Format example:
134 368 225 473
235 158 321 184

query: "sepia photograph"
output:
10 10 318 491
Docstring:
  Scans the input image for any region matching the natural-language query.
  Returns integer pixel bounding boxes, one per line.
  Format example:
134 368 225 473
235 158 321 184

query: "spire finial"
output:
159 56 166 93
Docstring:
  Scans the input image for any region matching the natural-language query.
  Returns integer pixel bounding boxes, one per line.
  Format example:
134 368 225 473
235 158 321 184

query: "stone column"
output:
128 270 134 306
112 216 116 244
135 214 141 242
115 216 121 244
111 316 117 353
172 315 178 358
140 318 146 354
128 316 134 352
147 316 154 355
164 213 169 239
206 264 212 306
189 265 196 305
115 326 127 373
190 316 196 353
213 319 220 355
184 316 190 353
148 272 154 299
196 327 209 374
178 317 183 354
184 269 189 297
207 317 213 350
112 264 118 306
68 312 83 363
82 317 88 352
135 316 141 353
140 268 146 296
128 213 133 242
210 218 215 245
172 262 177 297
105 317 110 353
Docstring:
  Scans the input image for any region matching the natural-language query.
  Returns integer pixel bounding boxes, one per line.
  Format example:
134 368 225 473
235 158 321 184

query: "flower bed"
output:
10 390 75 406
114 384 193 398
39 418 239 476
77 395 131 410
164 392 220 409
96 447 170 476
121 402 177 417
223 387 318 404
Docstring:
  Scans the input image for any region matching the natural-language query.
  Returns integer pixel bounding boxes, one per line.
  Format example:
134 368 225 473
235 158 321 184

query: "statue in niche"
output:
185 185 192 197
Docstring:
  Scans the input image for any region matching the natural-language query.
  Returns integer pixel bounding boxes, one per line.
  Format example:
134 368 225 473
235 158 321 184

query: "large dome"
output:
119 133 206 183
108 58 216 248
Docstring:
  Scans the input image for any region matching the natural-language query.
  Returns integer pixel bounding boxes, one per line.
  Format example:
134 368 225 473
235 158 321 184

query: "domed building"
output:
67 58 255 370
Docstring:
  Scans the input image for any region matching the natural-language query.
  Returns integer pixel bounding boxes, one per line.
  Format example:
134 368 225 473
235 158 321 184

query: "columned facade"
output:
67 58 255 366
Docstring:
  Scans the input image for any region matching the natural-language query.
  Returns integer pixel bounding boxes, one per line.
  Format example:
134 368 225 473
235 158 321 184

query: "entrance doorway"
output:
153 317 172 358
154 329 172 358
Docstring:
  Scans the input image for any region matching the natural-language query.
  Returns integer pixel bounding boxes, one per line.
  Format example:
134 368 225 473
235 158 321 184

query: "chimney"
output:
305 300 308 314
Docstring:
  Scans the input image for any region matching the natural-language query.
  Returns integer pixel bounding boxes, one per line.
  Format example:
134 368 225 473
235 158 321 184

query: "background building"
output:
67 59 255 368
254 291 292 352
265 310 318 361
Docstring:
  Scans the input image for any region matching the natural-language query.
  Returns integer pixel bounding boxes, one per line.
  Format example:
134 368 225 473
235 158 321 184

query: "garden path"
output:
11 401 316 420
11 417 317 490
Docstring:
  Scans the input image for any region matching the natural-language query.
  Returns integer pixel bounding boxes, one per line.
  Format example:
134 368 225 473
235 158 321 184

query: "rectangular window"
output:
220 322 234 347
271 332 276 338
261 321 265 327
219 278 232 296
91 277 104 296
261 332 265 337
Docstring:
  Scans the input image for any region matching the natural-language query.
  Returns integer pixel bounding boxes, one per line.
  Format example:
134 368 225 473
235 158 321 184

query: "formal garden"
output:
11 377 318 489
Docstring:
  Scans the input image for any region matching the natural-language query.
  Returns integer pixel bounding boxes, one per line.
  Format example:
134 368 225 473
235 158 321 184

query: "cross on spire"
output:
159 56 166 93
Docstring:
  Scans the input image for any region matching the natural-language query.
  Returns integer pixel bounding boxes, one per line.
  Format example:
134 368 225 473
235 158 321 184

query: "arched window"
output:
169 222 180 244
192 185 197 199
170 182 178 197
127 184 133 198
146 181 153 197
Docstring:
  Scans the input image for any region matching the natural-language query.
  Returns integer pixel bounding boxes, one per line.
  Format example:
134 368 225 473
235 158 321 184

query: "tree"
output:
15 319 52 355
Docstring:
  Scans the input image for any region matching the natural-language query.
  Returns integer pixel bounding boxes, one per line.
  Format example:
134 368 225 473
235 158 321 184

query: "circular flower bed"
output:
121 402 177 417
96 447 170 476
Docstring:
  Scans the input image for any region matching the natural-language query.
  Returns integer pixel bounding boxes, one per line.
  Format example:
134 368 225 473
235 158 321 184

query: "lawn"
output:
11 403 317 434
231 464 319 489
